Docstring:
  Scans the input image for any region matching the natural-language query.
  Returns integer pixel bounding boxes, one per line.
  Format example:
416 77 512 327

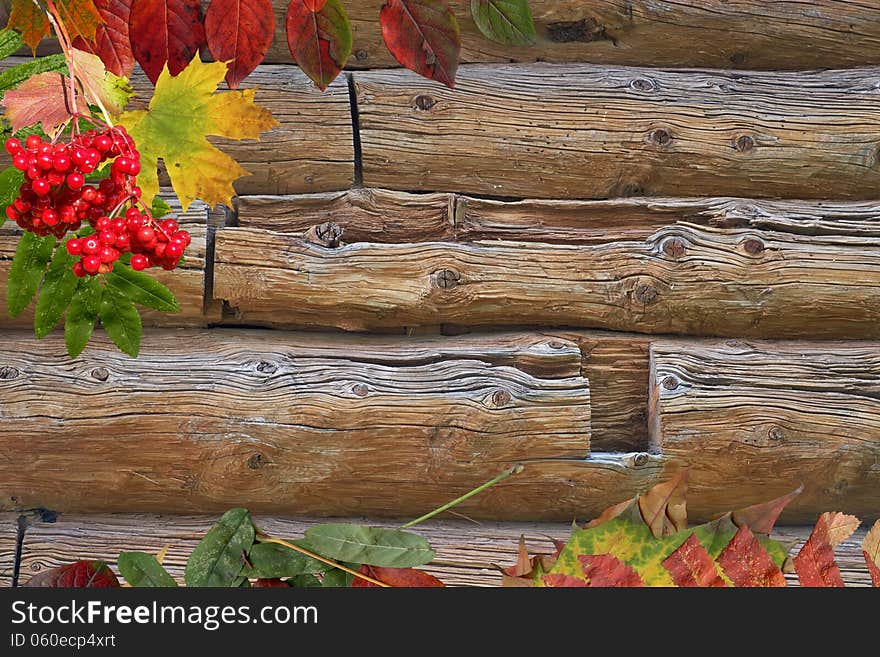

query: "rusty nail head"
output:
662 375 679 390
742 237 764 255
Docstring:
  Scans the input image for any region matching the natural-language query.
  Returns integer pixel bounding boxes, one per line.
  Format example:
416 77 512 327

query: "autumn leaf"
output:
2 72 88 136
499 535 559 587
25 560 120 587
8 0 50 52
661 534 727 587
638 469 688 539
578 554 645 587
55 0 104 43
542 573 587 587
285 0 352 91
70 47 133 114
470 0 536 46
793 512 860 587
863 520 880 586
253 578 290 587
380 0 461 89
205 0 275 89
351 564 445 587
129 0 205 84
716 525 786 587
72 0 135 77
731 484 804 535
117 54 278 210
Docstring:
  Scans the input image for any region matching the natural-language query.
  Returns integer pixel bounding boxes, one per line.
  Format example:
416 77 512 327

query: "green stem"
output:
400 464 524 530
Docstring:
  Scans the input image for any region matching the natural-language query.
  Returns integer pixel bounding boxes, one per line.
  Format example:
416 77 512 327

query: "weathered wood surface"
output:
0 513 18 588
355 65 880 200
238 192 880 245
0 60 355 196
213 224 880 339
649 341 880 520
260 0 880 71
0 190 216 328
14 514 874 587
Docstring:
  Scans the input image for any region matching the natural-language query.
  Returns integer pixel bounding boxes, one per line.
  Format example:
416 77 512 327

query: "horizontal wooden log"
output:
15 514 874 587
261 0 880 71
213 225 880 339
0 513 18 588
649 340 880 520
355 64 880 199
237 192 880 245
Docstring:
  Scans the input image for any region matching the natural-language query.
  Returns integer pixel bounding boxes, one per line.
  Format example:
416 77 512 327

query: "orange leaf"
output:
661 534 727 587
731 484 803 536
55 0 104 43
583 497 634 529
638 469 688 538
717 525 786 587
351 564 444 587
793 512 860 587
863 520 880 587
8 0 51 52
542 573 587 587
578 554 645 587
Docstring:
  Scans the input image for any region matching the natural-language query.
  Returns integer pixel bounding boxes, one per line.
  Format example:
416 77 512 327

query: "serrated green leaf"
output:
321 567 354 588
243 542 328 579
6 231 54 317
150 196 172 218
98 287 142 358
471 0 536 46
303 524 435 568
33 241 78 338
65 276 102 358
0 54 67 97
118 552 178 587
185 508 255 587
106 263 179 313
0 166 25 227
0 29 24 60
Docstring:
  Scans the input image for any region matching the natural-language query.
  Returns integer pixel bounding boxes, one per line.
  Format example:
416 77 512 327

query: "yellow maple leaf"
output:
117 54 278 211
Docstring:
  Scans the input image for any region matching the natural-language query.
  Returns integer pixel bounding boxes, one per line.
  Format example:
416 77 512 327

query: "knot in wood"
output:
0 366 20 380
548 340 566 350
634 282 660 305
352 383 369 397
767 426 785 442
742 237 765 256
306 221 343 248
355 49 369 61
247 453 265 470
414 95 436 111
492 389 512 407
633 453 650 467
433 268 460 289
730 52 746 65
734 135 756 153
91 367 109 381
648 128 672 147
256 360 277 374
661 237 687 259
661 375 679 391
629 78 656 93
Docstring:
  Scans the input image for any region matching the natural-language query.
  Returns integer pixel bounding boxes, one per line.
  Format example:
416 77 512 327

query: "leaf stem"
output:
400 464 525 530
254 536 390 588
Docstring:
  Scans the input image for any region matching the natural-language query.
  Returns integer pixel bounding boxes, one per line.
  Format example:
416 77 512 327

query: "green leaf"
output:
321 567 354 588
0 166 25 227
98 287 142 358
33 241 78 338
471 0 536 46
0 54 67 97
150 196 172 218
6 231 54 317
289 574 322 588
106 263 179 313
0 29 24 60
118 552 178 587
65 276 102 358
184 508 255 587
243 542 328 579
303 524 435 568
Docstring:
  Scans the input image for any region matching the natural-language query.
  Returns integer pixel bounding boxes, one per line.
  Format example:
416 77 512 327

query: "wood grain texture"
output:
355 64 880 199
213 225 880 339
649 340 880 520
0 513 18 588
259 0 880 71
15 514 874 587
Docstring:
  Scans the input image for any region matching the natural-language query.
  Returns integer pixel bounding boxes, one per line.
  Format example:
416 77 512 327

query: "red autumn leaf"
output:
662 534 727 587
731 484 804 535
25 560 120 587
55 0 104 43
578 554 645 587
205 0 275 89
351 564 444 587
2 72 89 135
286 0 353 91
638 469 688 538
253 578 290 587
303 0 327 10
379 0 461 89
129 0 206 84
542 573 588 587
8 0 51 52
793 512 860 587
717 525 786 587
863 520 880 586
72 0 135 77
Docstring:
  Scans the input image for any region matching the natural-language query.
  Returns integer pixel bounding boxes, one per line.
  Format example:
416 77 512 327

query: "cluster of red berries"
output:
3 127 189 276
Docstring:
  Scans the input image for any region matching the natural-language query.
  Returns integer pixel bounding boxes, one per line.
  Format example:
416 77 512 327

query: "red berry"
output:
5 206 18 221
114 233 131 250
47 171 65 186
12 153 28 170
154 242 167 258
82 255 101 275
13 198 31 213
71 148 88 165
99 229 117 246
66 239 83 255
100 247 119 263
93 135 113 152
52 154 70 172
166 242 184 259
160 219 179 234
5 138 21 154
36 153 53 170
96 217 111 230
82 237 100 255
25 135 42 149
174 230 191 247
42 209 58 226
130 254 149 271
81 187 97 203
26 166 40 180
112 218 126 233
73 262 86 277
66 172 85 190
32 179 50 196
137 226 156 244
